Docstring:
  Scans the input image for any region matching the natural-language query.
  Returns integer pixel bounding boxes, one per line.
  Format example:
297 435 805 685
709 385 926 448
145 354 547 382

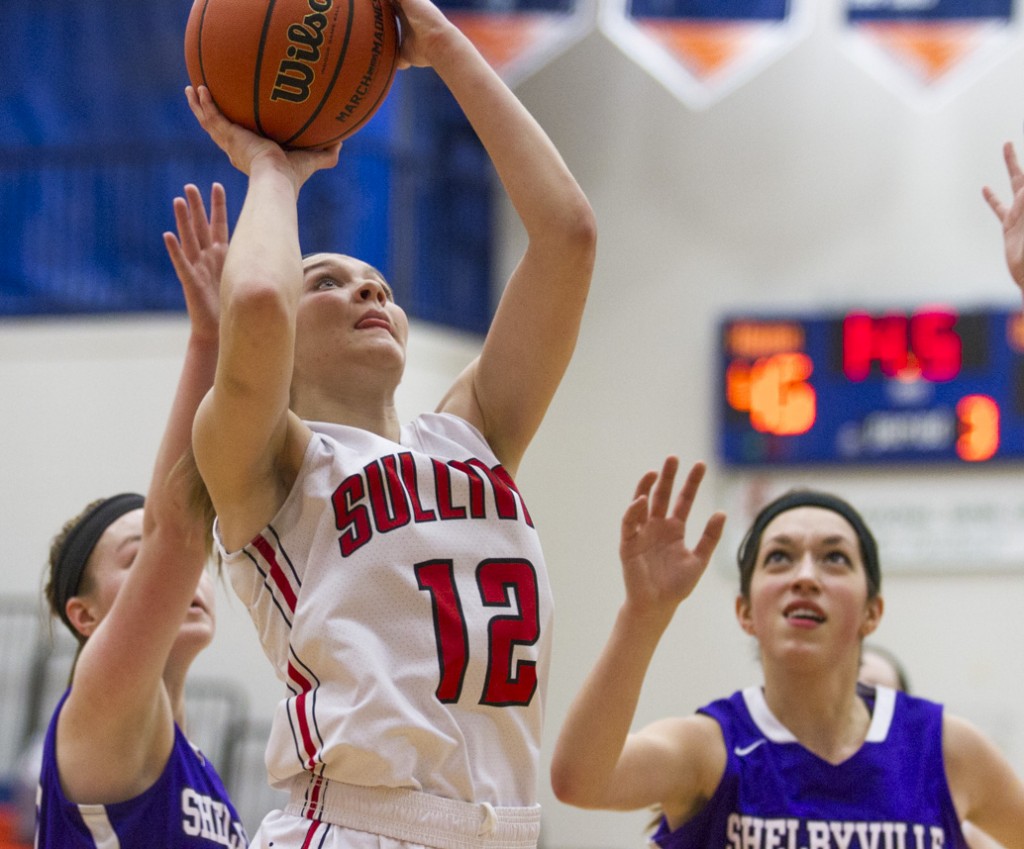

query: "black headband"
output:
53 493 145 630
737 490 880 595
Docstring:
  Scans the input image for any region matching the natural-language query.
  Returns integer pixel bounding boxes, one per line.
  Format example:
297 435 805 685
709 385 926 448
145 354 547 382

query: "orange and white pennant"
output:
439 0 597 87
842 0 1019 109
599 0 813 109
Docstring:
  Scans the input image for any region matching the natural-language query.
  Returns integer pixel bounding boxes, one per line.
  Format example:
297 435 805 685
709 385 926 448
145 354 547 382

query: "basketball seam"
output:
254 0 281 138
196 0 213 89
306 1 398 147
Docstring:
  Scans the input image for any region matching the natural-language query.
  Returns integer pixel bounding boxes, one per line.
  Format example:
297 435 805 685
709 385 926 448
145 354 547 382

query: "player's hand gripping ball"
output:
185 0 400 149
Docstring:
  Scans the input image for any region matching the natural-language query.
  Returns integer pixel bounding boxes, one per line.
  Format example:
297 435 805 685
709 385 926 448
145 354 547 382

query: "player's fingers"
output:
620 495 649 544
647 456 679 518
163 231 191 287
185 184 214 249
671 461 705 525
185 86 210 127
210 183 229 243
692 512 727 564
171 195 201 260
631 469 658 503
982 187 1007 223
1006 141 1022 179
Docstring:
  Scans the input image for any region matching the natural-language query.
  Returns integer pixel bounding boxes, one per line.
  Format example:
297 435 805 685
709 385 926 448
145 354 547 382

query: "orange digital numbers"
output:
956 394 999 462
727 352 816 436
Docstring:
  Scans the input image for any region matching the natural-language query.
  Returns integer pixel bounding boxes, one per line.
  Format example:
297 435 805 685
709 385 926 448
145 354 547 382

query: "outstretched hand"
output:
619 457 726 621
185 85 340 190
163 183 228 344
983 141 1024 293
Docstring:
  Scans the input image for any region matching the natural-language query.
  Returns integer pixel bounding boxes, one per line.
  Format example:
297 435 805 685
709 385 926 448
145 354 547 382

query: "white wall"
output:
510 8 1024 848
3 3 1024 848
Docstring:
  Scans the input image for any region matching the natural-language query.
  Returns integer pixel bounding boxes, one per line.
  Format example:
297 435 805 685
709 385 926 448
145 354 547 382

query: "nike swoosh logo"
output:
734 739 767 757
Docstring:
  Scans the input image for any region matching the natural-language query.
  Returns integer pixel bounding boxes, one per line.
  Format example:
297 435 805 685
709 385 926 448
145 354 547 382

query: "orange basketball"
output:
185 0 400 149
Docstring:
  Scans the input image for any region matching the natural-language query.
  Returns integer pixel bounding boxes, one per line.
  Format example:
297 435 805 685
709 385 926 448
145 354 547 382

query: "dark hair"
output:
45 493 145 642
736 489 881 600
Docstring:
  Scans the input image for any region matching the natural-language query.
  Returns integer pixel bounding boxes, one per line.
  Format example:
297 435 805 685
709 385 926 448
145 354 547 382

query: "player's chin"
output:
177 617 216 650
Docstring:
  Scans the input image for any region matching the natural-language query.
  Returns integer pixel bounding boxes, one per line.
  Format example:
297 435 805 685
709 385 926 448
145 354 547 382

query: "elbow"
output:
226 277 295 328
549 768 578 807
562 196 598 265
231 280 292 319
550 759 602 810
531 193 597 266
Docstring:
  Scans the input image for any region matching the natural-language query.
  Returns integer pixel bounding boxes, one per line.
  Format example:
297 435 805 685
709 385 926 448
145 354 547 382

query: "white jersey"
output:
219 413 552 808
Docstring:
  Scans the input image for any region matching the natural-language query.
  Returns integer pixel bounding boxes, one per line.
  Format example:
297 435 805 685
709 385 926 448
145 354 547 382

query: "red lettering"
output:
332 475 371 556
399 452 438 522
366 456 411 533
450 460 486 518
432 459 467 520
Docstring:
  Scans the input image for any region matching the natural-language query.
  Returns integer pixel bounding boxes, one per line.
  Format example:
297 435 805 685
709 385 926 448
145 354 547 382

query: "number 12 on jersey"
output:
416 559 540 706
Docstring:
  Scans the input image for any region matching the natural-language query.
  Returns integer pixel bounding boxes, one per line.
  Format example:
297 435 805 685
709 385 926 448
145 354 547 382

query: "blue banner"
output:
630 0 788 20
848 0 1011 22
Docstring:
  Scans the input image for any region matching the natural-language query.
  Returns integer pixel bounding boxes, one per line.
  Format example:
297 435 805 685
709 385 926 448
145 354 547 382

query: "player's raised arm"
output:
392 0 597 474
551 459 726 814
186 86 340 550
45 184 228 805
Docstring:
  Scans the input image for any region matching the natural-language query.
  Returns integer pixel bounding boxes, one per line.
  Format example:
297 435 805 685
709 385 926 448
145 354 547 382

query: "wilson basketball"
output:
185 0 400 149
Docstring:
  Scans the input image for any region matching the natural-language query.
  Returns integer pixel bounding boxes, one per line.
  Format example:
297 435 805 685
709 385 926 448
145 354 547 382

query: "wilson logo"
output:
270 0 334 104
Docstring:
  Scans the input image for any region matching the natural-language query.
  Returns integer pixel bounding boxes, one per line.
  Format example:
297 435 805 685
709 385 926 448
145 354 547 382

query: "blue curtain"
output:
0 1 492 334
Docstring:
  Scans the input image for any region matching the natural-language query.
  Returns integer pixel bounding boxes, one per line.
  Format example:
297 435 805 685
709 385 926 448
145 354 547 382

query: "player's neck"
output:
761 666 870 765
293 384 401 441
162 667 189 730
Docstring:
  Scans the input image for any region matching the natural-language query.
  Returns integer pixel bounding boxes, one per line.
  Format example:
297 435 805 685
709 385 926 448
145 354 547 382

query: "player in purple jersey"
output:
36 184 246 848
550 455 1024 847
859 646 1007 849
182 0 596 845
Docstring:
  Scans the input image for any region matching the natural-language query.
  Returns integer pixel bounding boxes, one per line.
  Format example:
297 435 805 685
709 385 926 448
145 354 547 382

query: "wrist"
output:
249 149 301 195
617 600 676 637
187 329 219 352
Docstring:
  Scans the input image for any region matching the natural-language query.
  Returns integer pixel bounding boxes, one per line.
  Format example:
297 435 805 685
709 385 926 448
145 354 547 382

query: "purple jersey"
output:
36 691 248 848
652 685 967 849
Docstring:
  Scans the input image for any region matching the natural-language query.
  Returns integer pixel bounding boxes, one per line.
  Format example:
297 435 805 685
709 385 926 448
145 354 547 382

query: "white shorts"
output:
249 778 542 849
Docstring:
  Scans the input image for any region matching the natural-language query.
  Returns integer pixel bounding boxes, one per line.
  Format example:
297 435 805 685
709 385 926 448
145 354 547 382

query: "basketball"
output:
185 0 400 149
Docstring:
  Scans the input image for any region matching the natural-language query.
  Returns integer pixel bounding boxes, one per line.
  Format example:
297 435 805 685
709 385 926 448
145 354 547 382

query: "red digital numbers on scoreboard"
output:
719 306 1024 466
842 310 961 382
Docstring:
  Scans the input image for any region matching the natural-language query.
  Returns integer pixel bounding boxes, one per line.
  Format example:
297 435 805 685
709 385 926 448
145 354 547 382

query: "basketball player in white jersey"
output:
183 0 597 845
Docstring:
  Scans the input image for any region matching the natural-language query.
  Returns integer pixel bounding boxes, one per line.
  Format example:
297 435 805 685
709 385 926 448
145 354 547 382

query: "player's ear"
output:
735 594 755 636
860 594 884 638
65 596 100 639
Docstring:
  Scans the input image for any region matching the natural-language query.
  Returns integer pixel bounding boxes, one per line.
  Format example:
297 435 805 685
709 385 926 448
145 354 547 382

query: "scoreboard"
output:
718 305 1024 466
